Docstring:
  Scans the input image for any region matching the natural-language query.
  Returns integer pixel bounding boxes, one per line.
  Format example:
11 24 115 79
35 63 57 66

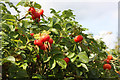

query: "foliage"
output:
1 0 120 79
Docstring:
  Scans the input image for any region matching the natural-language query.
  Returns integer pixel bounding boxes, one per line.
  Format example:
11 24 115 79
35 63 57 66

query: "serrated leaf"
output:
49 59 56 69
44 56 51 63
20 63 28 70
56 58 67 69
6 56 15 63
27 46 32 52
71 55 78 62
16 1 25 6
53 54 64 59
50 8 56 13
66 52 75 58
13 34 19 38
19 46 26 49
49 28 58 34
76 63 82 67
32 74 43 79
2 14 15 19
17 50 25 54
53 23 61 30
81 63 89 72
78 52 89 63
34 2 41 9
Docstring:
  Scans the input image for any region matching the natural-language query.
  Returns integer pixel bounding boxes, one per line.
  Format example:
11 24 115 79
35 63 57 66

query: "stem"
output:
56 37 64 44
18 14 28 21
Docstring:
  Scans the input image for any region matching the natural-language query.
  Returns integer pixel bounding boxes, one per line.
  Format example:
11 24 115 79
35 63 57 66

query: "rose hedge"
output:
1 0 120 79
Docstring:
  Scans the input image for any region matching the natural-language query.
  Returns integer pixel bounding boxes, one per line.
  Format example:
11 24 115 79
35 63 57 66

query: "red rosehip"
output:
30 33 34 36
34 40 43 46
107 55 113 60
15 26 18 31
44 35 50 41
38 9 44 15
40 35 50 42
74 35 83 42
15 29 18 31
28 7 36 14
104 59 110 63
31 12 40 21
36 55 40 59
40 35 46 42
34 40 37 45
63 57 70 63
40 45 47 50
103 64 111 70
37 40 44 46
48 38 53 44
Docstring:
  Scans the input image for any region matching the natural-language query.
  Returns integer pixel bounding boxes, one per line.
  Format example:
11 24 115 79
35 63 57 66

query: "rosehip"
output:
107 55 112 60
48 38 53 44
40 35 50 42
104 59 110 63
36 55 40 59
28 7 36 14
40 45 47 50
44 35 50 41
63 57 70 63
38 9 44 15
34 40 37 45
103 64 111 70
30 33 34 36
34 40 43 46
74 35 83 42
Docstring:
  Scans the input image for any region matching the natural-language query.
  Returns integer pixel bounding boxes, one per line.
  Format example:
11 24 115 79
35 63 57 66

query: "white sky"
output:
8 0 119 49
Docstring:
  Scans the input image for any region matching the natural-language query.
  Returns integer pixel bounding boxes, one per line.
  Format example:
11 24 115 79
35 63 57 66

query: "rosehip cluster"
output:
34 34 53 50
28 7 44 22
74 35 83 42
103 55 113 70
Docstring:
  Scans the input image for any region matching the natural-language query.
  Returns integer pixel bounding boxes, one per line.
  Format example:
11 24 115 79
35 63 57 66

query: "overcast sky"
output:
8 0 119 49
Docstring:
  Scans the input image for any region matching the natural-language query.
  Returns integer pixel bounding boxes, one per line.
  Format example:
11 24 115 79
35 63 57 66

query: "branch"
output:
18 14 28 21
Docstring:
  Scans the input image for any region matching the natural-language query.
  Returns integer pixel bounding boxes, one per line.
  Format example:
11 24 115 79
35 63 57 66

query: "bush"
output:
1 0 120 79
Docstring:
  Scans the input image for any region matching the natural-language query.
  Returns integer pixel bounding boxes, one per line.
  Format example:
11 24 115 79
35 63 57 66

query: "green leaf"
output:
1 23 10 31
17 50 25 54
27 46 32 52
32 74 43 79
66 52 75 58
20 63 28 70
81 63 89 72
62 9 74 19
76 63 82 67
56 58 67 69
6 56 15 63
53 24 61 30
13 34 19 38
71 55 78 62
49 59 56 69
53 54 64 59
2 14 15 20
8 64 28 78
78 52 89 63
34 2 41 9
16 1 25 6
49 28 58 34
44 56 51 63
50 8 56 13
19 46 26 49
